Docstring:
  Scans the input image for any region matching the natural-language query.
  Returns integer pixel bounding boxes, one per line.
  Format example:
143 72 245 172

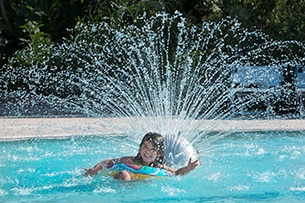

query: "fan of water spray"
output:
1 12 305 162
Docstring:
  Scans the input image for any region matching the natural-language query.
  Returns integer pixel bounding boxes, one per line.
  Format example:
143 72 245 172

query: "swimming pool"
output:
1 131 305 202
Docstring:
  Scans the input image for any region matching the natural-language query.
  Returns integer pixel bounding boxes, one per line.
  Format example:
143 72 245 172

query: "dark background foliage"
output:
1 0 305 67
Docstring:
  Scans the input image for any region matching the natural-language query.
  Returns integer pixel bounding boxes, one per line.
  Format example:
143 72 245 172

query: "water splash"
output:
1 12 305 155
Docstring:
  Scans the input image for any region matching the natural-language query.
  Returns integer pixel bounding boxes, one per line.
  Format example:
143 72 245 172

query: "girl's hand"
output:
83 168 98 177
83 160 109 176
174 158 199 176
186 158 199 171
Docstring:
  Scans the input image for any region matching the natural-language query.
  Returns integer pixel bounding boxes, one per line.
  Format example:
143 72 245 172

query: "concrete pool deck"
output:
1 117 305 141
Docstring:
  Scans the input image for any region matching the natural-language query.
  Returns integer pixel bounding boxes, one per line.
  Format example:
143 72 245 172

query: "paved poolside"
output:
1 117 305 141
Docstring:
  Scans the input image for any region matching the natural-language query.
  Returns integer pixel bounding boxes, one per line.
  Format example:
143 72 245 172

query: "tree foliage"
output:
1 0 305 67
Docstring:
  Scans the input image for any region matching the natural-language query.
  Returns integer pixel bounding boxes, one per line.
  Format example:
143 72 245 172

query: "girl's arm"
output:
175 158 199 176
162 158 199 176
83 156 134 176
83 159 111 176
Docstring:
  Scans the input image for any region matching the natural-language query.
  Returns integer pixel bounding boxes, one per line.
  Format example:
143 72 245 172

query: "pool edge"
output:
1 117 305 141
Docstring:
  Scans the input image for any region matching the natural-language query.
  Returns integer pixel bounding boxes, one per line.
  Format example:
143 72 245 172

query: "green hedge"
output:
1 0 305 66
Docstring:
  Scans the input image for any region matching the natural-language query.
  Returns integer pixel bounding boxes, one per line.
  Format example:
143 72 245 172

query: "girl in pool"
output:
84 132 199 180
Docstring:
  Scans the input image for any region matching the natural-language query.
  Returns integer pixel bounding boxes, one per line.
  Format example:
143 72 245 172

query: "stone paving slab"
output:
1 117 305 141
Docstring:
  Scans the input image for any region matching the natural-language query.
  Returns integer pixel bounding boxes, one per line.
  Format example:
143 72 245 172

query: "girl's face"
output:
140 141 158 165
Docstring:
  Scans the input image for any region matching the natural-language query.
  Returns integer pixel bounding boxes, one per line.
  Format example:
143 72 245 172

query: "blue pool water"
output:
1 131 305 202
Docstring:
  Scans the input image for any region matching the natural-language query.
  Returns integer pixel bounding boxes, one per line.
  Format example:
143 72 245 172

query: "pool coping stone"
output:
1 117 305 141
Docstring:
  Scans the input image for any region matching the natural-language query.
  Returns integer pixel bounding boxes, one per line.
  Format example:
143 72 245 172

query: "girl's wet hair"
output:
133 132 165 167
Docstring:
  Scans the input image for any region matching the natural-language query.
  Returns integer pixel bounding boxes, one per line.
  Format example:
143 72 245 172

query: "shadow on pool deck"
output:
1 117 305 141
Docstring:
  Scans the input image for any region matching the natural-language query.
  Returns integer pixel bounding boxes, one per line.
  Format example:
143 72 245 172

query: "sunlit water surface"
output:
1 131 305 202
